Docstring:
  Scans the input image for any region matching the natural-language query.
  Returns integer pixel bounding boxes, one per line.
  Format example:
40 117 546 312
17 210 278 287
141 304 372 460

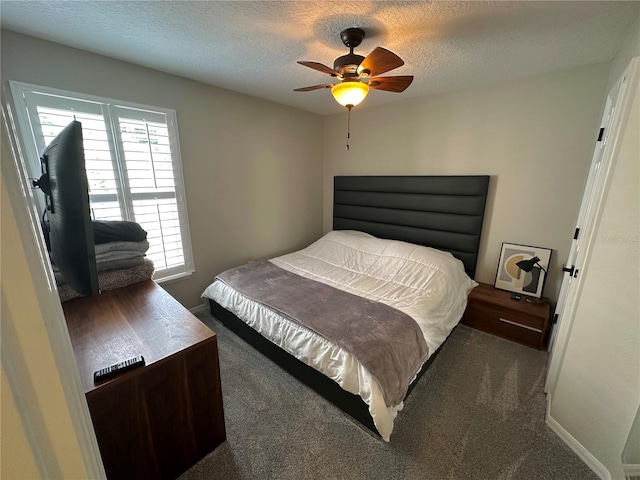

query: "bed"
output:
202 175 490 440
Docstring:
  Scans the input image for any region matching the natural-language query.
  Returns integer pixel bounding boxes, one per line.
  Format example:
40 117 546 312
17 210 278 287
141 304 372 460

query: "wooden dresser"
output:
462 282 553 350
63 280 225 480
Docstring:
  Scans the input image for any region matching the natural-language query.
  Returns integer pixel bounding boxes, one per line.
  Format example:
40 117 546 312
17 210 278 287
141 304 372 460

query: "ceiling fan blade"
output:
358 47 404 77
368 76 414 93
294 84 334 92
297 61 340 76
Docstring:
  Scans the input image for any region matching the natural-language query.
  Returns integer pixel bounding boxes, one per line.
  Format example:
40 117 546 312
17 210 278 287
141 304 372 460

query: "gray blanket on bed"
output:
216 260 429 407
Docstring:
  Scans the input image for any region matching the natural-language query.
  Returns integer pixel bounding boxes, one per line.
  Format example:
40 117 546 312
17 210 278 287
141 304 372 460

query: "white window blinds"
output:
10 82 194 282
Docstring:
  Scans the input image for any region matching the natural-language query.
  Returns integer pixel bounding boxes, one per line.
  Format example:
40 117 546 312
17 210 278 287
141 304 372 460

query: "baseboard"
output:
546 412 611 480
189 303 208 315
624 463 640 477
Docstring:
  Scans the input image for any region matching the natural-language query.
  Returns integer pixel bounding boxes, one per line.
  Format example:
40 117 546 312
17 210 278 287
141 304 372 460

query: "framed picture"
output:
494 243 552 298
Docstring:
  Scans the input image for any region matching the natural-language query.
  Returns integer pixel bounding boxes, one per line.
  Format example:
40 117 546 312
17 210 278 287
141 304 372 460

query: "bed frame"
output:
209 175 490 435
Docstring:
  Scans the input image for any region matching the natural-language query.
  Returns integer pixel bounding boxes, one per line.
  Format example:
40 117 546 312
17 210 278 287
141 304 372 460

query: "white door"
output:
545 57 639 393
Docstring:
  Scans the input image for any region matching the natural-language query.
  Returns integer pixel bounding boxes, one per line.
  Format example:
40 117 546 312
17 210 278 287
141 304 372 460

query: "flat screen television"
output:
34 120 99 297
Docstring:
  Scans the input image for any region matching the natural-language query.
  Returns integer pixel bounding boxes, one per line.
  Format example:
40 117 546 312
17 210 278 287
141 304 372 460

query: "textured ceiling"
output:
1 1 638 116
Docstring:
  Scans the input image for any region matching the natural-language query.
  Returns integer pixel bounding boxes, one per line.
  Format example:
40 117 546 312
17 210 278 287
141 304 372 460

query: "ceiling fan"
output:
295 28 414 110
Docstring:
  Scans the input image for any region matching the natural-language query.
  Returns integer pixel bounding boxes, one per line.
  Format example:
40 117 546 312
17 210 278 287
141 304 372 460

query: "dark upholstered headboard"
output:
333 176 490 279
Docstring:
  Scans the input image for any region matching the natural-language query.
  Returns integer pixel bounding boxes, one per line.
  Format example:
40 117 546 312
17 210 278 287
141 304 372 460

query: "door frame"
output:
1 94 106 478
545 57 639 397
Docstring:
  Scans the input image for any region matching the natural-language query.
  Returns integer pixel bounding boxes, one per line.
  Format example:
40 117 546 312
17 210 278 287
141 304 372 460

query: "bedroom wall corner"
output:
321 62 611 303
607 13 640 93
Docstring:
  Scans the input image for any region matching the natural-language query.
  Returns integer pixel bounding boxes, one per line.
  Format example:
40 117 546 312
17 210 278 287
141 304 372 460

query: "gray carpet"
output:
180 311 597 480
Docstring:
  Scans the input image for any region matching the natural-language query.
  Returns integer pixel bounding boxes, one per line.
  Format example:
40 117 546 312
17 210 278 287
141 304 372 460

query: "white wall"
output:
550 72 639 480
1 30 324 309
623 407 640 467
549 15 640 480
322 63 610 302
1 365 41 479
607 14 640 92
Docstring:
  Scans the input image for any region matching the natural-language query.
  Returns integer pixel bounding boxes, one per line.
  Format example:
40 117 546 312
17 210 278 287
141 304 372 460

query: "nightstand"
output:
462 283 553 349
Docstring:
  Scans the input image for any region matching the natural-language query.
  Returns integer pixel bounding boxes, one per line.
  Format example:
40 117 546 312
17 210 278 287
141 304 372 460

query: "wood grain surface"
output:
63 280 215 394
63 280 225 479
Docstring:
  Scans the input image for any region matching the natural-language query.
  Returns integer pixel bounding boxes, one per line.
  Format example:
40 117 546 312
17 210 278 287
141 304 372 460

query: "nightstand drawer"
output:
464 303 543 348
472 300 545 331
462 283 552 349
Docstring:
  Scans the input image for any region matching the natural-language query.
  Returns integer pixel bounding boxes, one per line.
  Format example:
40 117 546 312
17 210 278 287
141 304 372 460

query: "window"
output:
9 81 194 282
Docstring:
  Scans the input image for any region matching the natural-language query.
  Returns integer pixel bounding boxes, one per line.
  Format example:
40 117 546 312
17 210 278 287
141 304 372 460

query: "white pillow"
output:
335 229 375 238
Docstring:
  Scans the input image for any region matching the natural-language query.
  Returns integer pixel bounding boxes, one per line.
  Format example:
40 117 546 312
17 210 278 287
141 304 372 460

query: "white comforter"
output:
202 230 477 440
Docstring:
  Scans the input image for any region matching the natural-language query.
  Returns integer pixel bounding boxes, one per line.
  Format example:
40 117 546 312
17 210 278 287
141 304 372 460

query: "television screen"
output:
38 120 99 296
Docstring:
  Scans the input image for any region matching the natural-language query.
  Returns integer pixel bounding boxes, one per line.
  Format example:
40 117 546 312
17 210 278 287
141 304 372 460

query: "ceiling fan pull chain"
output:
346 108 351 151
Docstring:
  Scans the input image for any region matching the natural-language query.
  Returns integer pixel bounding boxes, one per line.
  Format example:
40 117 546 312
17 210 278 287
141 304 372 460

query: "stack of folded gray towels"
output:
56 220 155 302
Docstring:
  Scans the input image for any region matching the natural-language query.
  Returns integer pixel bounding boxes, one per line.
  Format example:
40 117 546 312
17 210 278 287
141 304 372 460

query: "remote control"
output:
94 356 145 382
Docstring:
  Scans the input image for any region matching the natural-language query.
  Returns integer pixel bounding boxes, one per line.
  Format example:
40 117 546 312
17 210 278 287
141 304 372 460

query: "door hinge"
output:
553 313 559 324
574 228 580 240
597 127 605 141
562 265 575 276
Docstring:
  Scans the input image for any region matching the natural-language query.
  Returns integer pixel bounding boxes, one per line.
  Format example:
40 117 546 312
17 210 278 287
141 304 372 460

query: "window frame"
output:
9 80 195 284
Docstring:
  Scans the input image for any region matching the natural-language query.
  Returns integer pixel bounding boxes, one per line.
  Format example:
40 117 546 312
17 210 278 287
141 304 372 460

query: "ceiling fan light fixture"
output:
331 81 369 109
